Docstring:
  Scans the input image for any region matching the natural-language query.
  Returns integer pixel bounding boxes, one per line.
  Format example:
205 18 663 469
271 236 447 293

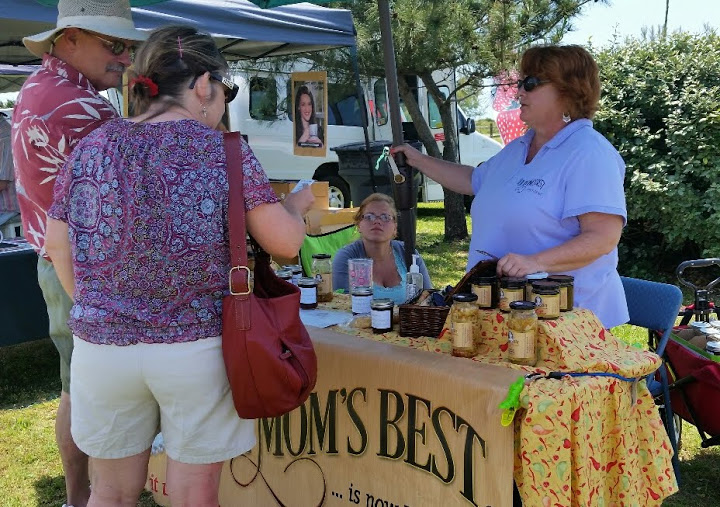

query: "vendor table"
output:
0 239 49 347
147 295 678 506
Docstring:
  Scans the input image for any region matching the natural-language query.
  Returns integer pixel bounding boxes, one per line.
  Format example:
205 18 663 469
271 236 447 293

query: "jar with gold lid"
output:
547 275 574 312
451 293 478 358
499 277 525 312
531 280 561 320
507 301 538 366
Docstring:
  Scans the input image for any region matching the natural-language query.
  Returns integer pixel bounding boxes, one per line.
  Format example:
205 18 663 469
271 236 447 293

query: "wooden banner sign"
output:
147 327 518 506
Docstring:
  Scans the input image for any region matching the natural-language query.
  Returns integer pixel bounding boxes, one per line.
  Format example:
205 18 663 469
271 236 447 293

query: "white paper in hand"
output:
291 179 316 193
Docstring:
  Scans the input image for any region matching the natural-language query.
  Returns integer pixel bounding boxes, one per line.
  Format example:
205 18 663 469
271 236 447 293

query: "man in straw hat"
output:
11 1 146 506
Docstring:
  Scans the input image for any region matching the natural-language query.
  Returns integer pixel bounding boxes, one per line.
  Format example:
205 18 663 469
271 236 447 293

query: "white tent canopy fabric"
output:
0 0 356 66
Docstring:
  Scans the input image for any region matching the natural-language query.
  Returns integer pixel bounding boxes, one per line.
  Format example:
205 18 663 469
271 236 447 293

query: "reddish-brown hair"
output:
520 45 600 120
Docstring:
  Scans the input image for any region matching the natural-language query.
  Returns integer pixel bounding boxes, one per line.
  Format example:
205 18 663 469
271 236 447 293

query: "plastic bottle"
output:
406 254 424 301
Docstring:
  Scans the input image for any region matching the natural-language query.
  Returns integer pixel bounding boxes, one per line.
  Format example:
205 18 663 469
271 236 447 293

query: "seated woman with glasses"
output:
392 45 628 329
332 193 431 304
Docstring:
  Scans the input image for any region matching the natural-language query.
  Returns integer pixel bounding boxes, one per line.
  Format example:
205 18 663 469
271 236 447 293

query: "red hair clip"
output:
129 75 159 97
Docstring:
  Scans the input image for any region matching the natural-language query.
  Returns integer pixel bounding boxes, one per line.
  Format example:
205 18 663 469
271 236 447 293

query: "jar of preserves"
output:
471 276 497 309
548 275 575 312
451 293 478 358
284 264 303 285
525 272 548 301
531 280 561 320
499 277 525 312
276 268 293 284
507 301 538 366
351 286 373 315
371 298 394 334
298 277 318 309
311 253 333 302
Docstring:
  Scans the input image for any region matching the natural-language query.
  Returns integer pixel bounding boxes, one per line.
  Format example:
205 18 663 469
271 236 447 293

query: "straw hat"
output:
23 0 147 58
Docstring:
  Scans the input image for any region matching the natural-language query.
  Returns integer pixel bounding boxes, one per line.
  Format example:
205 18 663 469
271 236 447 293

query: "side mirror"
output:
460 118 476 135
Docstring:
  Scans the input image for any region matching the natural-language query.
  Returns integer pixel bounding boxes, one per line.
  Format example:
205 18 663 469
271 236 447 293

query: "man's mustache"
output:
107 64 126 73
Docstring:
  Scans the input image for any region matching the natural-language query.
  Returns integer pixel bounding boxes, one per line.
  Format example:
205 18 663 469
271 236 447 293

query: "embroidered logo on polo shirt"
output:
515 177 545 195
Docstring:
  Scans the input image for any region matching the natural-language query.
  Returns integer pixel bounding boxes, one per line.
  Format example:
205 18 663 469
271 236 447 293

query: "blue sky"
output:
562 0 720 47
477 0 720 119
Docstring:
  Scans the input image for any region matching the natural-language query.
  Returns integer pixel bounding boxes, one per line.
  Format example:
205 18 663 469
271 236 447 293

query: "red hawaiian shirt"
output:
12 54 118 258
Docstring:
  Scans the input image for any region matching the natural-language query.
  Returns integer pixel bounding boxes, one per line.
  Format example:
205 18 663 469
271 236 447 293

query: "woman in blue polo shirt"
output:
392 45 628 329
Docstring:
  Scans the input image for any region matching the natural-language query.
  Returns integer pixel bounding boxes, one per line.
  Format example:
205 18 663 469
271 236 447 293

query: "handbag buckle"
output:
229 266 252 296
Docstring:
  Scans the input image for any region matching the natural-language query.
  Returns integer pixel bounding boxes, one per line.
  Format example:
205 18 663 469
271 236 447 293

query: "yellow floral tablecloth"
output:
322 295 678 506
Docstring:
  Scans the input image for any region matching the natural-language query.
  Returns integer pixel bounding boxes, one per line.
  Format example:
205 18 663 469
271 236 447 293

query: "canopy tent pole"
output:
377 0 415 271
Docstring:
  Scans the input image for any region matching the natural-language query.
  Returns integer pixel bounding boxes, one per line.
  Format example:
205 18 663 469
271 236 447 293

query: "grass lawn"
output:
1 202 718 506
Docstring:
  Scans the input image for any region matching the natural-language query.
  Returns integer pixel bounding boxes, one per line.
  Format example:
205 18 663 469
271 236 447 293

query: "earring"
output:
202 105 208 119
562 112 571 124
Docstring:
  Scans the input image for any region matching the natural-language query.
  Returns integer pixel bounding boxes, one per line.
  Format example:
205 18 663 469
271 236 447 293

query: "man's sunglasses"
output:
82 30 136 61
516 76 549 92
189 72 239 103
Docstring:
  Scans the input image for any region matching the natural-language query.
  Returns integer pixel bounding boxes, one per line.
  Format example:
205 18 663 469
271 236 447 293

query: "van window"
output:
287 81 366 127
373 79 388 126
427 86 449 129
249 77 278 120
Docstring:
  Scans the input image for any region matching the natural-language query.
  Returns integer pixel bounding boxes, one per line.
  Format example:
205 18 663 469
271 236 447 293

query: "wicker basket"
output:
398 293 450 338
398 259 498 338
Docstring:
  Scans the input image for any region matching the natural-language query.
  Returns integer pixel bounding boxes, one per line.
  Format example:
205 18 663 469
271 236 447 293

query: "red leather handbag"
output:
221 132 317 419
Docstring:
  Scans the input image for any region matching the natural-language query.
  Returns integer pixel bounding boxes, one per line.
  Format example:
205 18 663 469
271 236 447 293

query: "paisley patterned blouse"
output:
49 118 279 345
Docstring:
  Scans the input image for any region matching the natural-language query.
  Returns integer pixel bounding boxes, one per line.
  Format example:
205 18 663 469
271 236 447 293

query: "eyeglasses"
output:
82 30 136 61
361 213 395 223
516 76 548 92
189 72 239 103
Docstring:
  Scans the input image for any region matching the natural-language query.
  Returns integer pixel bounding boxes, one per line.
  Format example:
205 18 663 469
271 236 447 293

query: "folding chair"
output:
299 224 360 277
621 276 683 481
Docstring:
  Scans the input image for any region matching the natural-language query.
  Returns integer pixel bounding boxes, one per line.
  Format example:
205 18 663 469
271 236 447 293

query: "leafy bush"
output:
593 32 720 281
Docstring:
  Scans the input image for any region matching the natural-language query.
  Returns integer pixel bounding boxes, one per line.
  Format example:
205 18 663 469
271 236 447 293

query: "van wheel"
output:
323 175 351 208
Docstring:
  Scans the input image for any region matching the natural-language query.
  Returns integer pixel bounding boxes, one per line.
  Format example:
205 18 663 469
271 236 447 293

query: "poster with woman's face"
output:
292 71 327 157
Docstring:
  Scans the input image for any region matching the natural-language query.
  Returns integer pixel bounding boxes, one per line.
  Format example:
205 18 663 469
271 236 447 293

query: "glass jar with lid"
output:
471 276 497 309
451 293 478 357
283 264 303 285
507 301 538 366
499 277 525 312
525 272 548 301
298 277 318 309
351 286 373 315
276 268 293 284
370 298 394 333
530 280 561 320
547 275 574 312
311 253 333 302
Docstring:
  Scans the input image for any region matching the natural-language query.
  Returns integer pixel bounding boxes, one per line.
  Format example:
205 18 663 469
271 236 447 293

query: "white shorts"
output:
70 335 255 464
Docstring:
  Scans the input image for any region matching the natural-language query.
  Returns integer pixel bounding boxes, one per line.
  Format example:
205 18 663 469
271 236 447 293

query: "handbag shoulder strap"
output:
223 132 250 292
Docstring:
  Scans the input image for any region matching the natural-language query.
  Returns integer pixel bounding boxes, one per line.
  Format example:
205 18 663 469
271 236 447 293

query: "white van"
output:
226 65 502 207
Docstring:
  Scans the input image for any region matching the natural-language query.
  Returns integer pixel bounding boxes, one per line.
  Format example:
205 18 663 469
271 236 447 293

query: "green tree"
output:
592 31 720 280
341 0 603 240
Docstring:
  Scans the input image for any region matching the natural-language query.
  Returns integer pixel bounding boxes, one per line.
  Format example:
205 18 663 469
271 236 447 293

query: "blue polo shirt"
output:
469 119 629 328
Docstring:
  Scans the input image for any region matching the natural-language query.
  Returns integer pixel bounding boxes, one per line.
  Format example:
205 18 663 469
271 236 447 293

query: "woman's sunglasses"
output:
516 76 549 92
189 72 239 103
361 213 395 224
